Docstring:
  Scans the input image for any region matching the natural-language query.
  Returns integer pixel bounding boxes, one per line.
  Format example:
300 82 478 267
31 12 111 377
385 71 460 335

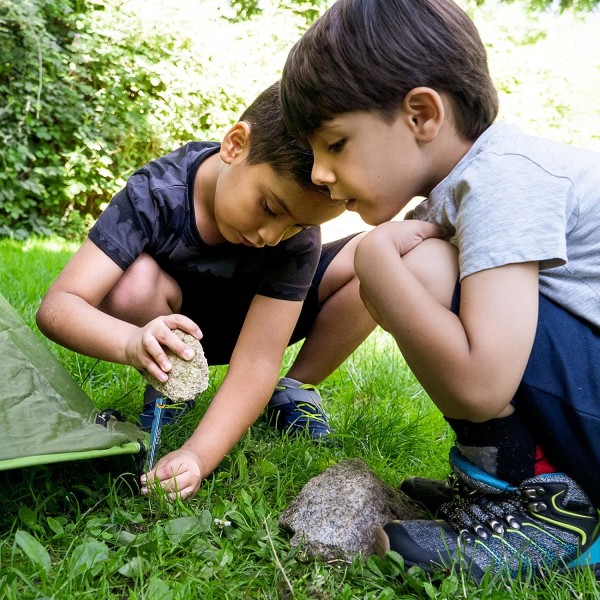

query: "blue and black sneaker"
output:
376 447 600 581
139 385 196 432
266 377 332 440
399 476 453 516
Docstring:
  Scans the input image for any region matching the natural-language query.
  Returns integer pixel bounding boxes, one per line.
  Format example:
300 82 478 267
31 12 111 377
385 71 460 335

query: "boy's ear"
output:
401 87 445 143
220 121 251 164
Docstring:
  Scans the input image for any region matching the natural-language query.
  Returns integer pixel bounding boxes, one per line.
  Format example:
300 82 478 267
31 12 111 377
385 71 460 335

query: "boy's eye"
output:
262 199 278 217
327 139 346 153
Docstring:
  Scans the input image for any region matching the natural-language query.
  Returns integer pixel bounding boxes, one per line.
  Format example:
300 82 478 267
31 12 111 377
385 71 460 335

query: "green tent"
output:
0 292 146 470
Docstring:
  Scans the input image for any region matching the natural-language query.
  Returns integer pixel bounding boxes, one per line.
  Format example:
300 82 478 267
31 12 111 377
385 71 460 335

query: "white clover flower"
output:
214 518 232 528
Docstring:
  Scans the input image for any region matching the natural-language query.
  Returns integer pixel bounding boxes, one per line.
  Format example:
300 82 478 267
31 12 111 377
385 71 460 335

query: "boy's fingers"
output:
426 222 448 238
153 316 203 361
140 356 169 382
163 314 203 340
140 452 202 500
166 487 197 501
142 335 172 376
163 329 195 361
143 470 199 501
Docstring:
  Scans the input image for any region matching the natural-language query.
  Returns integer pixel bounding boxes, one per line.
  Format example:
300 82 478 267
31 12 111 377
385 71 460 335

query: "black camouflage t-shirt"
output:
89 142 321 317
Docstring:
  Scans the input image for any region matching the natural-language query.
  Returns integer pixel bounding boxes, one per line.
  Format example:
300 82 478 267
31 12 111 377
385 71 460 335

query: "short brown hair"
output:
281 0 499 142
240 82 324 193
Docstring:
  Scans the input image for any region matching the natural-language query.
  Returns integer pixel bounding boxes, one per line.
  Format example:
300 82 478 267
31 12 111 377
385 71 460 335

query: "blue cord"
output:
145 397 166 472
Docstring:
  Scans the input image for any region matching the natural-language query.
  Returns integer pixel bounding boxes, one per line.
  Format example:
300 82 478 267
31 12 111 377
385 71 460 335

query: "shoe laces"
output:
293 402 328 424
439 479 528 541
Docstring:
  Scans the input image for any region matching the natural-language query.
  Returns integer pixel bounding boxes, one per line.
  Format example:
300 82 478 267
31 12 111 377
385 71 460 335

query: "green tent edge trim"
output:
0 440 144 471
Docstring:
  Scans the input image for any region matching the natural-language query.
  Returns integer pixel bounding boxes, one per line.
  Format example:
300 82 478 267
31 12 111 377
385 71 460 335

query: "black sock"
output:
445 411 537 483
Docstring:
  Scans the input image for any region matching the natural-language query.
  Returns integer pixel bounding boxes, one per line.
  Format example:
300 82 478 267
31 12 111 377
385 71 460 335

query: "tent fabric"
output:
0 292 145 470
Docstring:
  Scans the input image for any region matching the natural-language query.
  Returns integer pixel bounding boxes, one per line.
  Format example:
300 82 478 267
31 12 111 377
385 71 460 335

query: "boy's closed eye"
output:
327 139 346 153
261 199 279 217
261 199 310 235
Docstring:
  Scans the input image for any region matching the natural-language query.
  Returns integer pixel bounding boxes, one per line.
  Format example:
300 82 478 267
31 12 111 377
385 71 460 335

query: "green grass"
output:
1 239 599 599
1 5 599 597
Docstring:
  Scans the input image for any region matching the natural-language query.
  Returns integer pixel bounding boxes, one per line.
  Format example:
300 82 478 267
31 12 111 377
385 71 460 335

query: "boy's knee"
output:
114 254 159 300
355 228 456 273
101 254 181 320
356 232 458 309
354 228 386 277
403 239 458 307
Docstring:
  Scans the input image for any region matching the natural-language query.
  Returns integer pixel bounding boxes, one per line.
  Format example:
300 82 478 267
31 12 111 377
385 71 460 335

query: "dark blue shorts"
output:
452 286 600 505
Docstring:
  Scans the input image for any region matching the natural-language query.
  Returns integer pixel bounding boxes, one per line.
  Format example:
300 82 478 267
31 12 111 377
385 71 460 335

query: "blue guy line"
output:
145 397 166 472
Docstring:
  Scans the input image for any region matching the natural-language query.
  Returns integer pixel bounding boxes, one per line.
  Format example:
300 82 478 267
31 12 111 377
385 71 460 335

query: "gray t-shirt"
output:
412 121 600 328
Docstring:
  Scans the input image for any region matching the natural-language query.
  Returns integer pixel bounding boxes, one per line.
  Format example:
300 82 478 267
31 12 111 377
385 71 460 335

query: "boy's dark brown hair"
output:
281 0 499 142
241 82 325 194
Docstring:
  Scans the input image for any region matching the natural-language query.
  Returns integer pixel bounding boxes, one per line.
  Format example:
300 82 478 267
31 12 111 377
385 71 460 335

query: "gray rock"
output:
279 459 428 561
143 330 209 401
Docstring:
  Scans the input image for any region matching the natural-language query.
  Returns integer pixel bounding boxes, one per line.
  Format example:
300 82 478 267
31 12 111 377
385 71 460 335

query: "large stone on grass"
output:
142 329 209 401
279 459 428 561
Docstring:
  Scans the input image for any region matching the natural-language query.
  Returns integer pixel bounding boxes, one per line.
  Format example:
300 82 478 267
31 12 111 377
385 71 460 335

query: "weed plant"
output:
1 238 599 599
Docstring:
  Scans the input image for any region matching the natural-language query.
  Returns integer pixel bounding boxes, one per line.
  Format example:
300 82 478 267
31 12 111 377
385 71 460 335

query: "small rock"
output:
143 330 209 401
279 459 428 561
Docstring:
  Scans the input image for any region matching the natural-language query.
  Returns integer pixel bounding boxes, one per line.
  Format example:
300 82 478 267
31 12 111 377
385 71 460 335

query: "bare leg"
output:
286 234 377 384
98 253 182 326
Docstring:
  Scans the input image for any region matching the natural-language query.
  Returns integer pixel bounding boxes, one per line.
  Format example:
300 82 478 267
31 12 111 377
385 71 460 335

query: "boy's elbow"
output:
35 303 50 336
36 297 57 339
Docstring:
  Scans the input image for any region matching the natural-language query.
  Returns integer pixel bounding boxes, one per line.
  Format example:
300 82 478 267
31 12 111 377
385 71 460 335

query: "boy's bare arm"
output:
36 239 200 381
356 226 539 422
142 295 303 500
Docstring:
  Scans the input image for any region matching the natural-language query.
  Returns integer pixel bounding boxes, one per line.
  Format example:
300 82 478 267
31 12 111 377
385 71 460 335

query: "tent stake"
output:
145 397 166 472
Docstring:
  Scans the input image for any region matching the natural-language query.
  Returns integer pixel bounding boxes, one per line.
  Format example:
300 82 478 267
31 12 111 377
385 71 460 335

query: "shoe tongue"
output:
450 447 516 494
278 377 303 388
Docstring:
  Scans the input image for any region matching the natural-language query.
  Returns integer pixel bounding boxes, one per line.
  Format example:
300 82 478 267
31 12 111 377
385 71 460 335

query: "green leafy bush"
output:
4 0 595 240
0 0 244 239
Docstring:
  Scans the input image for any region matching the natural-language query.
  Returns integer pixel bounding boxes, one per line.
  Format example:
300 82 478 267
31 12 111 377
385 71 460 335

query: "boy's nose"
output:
258 224 286 247
311 160 335 188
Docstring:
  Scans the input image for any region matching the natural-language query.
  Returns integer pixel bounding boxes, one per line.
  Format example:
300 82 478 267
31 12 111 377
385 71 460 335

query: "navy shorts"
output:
452 286 600 505
182 233 360 366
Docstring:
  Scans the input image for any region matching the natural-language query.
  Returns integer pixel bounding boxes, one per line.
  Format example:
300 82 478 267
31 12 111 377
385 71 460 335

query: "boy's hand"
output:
372 220 447 256
140 449 203 501
124 315 202 382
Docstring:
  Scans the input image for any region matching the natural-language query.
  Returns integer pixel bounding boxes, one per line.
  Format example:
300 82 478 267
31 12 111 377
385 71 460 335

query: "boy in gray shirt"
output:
281 0 600 582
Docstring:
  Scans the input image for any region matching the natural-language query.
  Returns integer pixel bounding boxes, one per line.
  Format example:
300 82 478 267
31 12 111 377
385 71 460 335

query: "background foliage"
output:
0 2 599 596
1 0 599 240
0 0 249 239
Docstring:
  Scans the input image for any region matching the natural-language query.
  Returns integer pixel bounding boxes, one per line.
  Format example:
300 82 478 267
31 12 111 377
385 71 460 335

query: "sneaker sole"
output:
376 525 600 581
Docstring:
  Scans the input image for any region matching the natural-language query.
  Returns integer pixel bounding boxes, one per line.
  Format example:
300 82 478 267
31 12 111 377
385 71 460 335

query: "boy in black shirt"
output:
37 83 374 499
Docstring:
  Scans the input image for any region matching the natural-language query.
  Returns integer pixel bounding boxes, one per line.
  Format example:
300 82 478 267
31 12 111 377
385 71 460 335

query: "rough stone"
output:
142 330 209 401
279 459 428 561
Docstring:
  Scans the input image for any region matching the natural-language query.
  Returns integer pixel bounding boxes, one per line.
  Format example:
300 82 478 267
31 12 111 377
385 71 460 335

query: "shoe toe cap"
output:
379 520 459 571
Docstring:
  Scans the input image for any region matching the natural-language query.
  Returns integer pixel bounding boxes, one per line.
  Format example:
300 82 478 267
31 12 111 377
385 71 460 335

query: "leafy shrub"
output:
0 0 244 239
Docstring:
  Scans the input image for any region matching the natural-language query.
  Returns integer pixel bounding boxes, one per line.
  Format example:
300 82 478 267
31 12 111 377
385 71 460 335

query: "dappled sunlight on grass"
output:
21 237 80 254
1 4 600 597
